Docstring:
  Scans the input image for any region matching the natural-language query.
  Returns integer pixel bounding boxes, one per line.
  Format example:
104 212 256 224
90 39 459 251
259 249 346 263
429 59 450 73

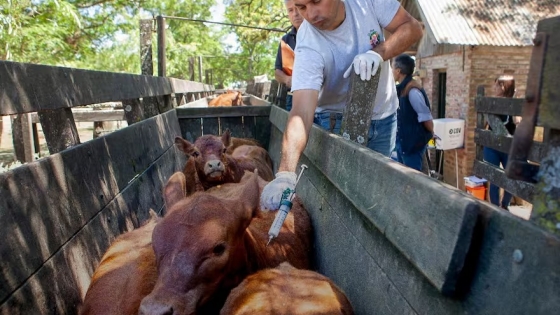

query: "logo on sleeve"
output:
368 30 381 49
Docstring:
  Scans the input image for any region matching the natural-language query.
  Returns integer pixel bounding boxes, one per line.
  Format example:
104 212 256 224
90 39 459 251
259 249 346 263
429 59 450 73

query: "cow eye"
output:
213 243 226 256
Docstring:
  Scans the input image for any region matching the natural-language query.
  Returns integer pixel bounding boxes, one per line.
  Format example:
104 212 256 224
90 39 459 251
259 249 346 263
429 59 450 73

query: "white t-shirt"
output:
292 0 400 120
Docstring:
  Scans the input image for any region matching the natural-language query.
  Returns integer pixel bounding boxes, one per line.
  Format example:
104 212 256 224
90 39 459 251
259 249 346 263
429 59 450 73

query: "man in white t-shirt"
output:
261 0 423 210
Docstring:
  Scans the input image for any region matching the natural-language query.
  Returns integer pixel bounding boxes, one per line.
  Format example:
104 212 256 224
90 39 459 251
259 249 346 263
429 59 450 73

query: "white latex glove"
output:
260 171 297 211
343 51 384 81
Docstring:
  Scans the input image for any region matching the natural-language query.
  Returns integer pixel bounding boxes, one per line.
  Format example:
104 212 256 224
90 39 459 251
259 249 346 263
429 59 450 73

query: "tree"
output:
0 0 291 88
223 0 290 82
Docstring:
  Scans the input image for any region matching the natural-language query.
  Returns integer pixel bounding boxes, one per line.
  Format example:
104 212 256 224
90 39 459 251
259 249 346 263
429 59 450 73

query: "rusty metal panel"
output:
415 0 560 46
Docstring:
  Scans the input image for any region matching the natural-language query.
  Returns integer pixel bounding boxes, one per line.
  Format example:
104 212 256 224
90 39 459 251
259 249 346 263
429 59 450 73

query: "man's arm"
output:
275 69 292 89
373 6 423 61
277 89 318 172
409 89 434 134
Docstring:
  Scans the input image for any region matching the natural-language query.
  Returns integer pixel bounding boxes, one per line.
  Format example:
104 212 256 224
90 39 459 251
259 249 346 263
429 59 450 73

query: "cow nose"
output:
207 160 222 170
139 302 173 315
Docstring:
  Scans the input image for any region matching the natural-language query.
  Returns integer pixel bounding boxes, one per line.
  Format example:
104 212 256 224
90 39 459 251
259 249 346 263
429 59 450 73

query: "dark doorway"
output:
435 71 447 176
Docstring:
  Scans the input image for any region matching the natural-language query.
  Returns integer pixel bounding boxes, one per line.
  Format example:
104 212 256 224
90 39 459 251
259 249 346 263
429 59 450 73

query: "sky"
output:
210 0 239 52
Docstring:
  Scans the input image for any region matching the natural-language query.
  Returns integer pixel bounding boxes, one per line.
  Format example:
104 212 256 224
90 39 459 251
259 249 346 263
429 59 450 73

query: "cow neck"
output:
242 227 270 272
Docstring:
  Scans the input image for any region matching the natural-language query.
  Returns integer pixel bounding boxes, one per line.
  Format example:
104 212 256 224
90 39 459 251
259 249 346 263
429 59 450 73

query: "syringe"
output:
267 164 308 246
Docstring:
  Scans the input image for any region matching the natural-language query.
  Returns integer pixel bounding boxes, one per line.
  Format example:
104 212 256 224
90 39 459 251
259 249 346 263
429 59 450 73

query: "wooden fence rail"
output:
0 61 214 162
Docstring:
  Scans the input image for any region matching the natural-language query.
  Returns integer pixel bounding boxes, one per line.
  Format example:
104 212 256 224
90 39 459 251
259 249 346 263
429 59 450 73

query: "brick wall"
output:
417 45 532 190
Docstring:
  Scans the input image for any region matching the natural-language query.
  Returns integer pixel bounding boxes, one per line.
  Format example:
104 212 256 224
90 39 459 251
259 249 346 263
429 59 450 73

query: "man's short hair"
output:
394 54 415 76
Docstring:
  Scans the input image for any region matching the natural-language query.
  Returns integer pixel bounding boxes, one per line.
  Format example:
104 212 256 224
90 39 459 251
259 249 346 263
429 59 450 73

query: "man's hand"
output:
260 171 297 210
343 51 384 81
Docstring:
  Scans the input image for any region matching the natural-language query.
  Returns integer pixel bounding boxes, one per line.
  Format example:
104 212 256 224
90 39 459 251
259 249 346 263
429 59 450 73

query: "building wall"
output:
417 45 532 190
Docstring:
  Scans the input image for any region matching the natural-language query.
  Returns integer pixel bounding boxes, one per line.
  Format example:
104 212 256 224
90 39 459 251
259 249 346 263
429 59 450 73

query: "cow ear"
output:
164 172 186 209
234 171 261 221
184 156 204 196
221 129 231 147
175 137 195 155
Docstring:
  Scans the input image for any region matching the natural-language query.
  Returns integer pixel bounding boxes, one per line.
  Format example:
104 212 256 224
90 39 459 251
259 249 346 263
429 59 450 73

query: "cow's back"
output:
231 145 274 181
220 262 354 315
80 215 159 315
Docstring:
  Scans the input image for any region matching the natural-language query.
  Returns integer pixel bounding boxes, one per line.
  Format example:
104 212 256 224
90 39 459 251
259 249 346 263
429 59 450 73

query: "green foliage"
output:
223 0 290 83
0 0 291 87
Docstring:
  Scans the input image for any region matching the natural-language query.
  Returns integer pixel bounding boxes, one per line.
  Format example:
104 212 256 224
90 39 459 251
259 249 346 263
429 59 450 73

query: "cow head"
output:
138 171 260 315
175 130 232 185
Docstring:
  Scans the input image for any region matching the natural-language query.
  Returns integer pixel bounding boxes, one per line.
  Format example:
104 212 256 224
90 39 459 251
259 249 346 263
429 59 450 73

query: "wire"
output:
159 15 288 33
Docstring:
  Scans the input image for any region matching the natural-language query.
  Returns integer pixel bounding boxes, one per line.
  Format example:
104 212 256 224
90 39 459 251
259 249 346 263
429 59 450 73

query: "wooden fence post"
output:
11 113 34 163
340 71 381 145
38 108 80 153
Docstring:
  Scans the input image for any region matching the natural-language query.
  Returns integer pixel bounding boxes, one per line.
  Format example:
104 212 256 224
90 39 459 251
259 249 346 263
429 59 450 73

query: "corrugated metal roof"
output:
414 0 560 46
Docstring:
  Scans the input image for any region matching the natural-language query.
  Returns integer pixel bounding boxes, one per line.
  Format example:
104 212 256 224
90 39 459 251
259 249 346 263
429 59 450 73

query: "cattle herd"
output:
79 130 354 315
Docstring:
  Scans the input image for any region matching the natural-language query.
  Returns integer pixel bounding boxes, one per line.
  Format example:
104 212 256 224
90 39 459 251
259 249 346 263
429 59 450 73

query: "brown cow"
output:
208 91 243 107
80 210 161 315
175 130 273 190
138 171 312 315
220 262 354 315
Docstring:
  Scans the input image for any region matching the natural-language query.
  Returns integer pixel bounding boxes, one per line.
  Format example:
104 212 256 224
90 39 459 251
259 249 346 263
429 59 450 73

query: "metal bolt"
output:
513 249 523 264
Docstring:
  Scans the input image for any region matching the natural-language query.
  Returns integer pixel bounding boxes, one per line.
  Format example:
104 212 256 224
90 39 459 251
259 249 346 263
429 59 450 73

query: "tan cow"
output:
80 210 160 315
138 171 312 315
221 262 354 315
208 91 243 107
175 130 273 191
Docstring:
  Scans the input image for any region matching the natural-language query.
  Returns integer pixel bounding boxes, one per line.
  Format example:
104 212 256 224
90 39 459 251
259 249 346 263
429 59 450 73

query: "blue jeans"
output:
313 112 396 157
396 141 426 171
483 147 513 208
285 95 293 111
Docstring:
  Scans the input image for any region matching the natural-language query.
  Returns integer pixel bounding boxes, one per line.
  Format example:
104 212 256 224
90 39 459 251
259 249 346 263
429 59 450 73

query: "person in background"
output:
261 0 423 210
392 54 434 171
484 75 519 210
274 0 303 111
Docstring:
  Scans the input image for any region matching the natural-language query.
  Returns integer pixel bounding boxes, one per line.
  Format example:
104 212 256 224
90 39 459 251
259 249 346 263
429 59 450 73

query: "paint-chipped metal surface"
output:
413 0 560 46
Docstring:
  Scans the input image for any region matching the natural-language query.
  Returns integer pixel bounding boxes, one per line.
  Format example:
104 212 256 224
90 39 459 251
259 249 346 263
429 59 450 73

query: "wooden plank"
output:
122 99 144 125
248 96 269 106
0 110 181 304
475 96 524 116
254 116 271 151
538 16 560 129
177 98 208 108
202 117 220 136
176 105 271 119
31 109 127 124
270 113 560 314
0 145 185 315
475 129 545 162
220 117 247 138
0 61 175 115
38 108 80 154
178 118 202 143
11 113 34 163
270 105 479 295
473 159 535 202
169 78 213 95
340 72 380 144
